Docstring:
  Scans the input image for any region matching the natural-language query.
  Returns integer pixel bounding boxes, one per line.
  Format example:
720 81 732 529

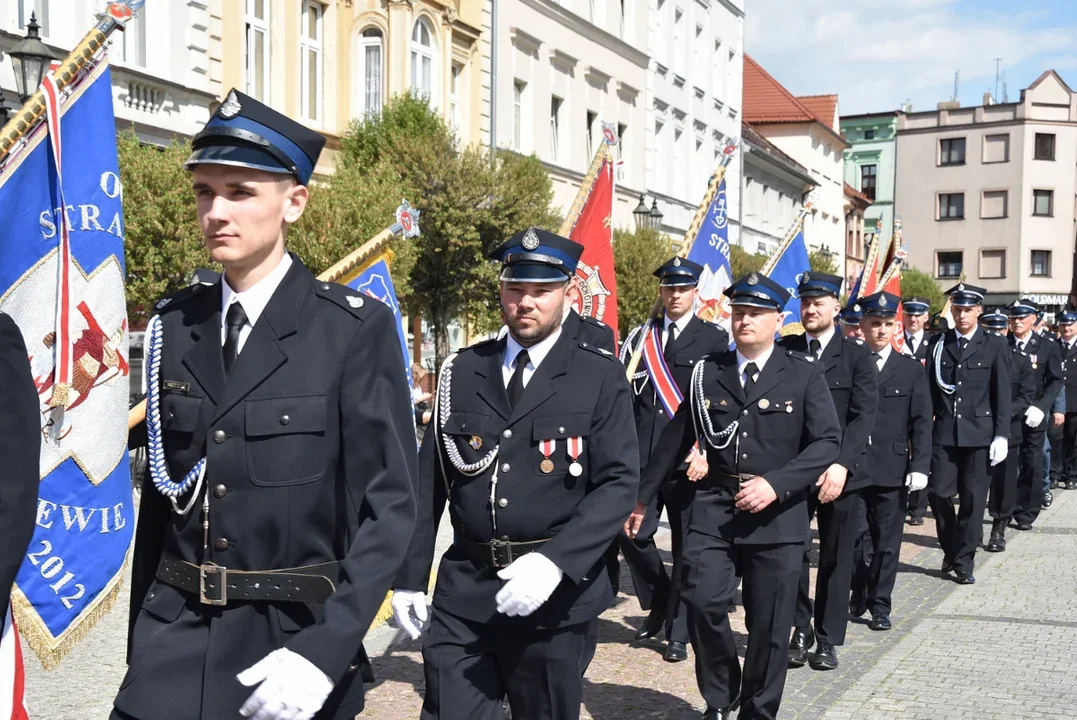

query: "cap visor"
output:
500 264 571 282
185 144 293 175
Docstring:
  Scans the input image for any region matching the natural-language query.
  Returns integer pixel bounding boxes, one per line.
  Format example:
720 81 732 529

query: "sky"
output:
744 0 1077 116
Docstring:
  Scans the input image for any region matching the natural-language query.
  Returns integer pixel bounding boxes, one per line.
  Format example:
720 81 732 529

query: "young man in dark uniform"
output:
847 292 931 630
779 273 879 672
902 298 932 526
627 272 841 720
618 257 728 662
1006 299 1063 530
391 228 639 720
115 90 418 720
980 309 1035 552
1054 311 1077 489
925 283 1011 585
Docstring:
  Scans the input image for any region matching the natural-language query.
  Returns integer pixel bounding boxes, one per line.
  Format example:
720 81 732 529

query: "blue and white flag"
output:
347 258 411 386
687 179 733 338
0 62 131 668
768 229 811 331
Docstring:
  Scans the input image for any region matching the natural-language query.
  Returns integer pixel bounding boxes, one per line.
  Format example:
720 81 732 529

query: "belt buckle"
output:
488 539 513 569
199 563 228 606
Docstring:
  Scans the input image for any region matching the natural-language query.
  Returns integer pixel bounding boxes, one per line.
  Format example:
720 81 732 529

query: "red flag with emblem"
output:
567 157 619 342
883 273 905 354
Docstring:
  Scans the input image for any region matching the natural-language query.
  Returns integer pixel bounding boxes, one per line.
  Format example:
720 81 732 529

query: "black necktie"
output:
507 349 529 409
743 362 759 394
957 337 968 359
908 336 916 354
223 302 248 376
872 352 882 369
809 338 822 358
664 324 678 358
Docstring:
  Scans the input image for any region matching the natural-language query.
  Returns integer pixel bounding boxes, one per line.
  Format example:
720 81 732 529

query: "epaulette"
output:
785 349 816 364
153 282 206 313
468 336 501 350
315 281 371 319
581 315 607 328
579 341 616 360
843 336 866 346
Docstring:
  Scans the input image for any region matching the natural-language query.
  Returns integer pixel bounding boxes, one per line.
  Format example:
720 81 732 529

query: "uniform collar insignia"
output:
347 295 364 308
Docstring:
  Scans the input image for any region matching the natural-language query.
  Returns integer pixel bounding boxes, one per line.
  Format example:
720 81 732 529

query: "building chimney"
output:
900 100 913 113
983 92 994 106
937 100 961 110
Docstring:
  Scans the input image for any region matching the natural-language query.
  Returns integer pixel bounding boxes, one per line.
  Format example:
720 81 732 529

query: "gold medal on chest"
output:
540 458 555 474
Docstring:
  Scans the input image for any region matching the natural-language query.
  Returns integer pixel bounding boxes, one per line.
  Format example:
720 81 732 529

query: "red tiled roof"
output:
798 94 838 131
743 55 847 146
844 182 872 208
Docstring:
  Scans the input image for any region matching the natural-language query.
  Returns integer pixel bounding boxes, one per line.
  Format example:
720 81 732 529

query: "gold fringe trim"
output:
48 383 70 408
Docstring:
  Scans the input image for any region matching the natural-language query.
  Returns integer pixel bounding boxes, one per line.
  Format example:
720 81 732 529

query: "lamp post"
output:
9 13 58 103
632 194 649 230
648 197 663 231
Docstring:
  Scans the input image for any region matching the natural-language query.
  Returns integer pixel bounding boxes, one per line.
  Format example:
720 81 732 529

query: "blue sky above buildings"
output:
745 0 1077 116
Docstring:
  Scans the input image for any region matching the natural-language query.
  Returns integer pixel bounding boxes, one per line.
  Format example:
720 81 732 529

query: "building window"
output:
860 164 876 201
980 249 1005 279
1033 189 1054 217
983 133 1009 163
937 251 963 279
672 8 684 76
245 0 270 101
122 3 147 67
619 0 628 39
549 96 562 163
863 128 876 140
616 122 628 183
1034 133 1056 161
1031 250 1052 277
938 192 965 220
939 137 966 166
300 0 323 123
586 110 598 159
358 28 384 117
411 18 438 105
673 128 684 197
449 64 463 134
981 190 1008 219
513 80 526 151
654 120 667 190
18 0 48 38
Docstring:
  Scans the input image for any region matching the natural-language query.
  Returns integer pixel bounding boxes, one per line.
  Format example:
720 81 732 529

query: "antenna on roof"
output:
952 70 960 102
994 58 1003 100
1002 71 1009 103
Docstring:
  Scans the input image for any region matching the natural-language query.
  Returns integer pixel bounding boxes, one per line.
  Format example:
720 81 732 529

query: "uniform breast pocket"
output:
883 385 909 409
758 396 798 439
158 393 204 454
965 358 990 379
442 410 495 467
245 395 327 486
532 413 591 483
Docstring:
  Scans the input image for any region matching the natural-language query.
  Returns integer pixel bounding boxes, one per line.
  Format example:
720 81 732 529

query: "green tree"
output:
731 244 765 278
809 248 840 275
900 265 946 314
612 226 672 337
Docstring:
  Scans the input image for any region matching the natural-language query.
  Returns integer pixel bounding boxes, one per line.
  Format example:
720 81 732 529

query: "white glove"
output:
1025 406 1045 429
495 552 564 617
905 472 928 492
238 648 334 720
989 436 1008 467
390 589 428 640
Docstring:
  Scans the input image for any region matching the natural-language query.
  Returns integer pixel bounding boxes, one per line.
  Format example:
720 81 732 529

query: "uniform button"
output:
214 484 227 498
498 498 509 508
280 414 290 426
957 414 962 418
958 381 962 386
502 429 512 439
500 535 510 541
742 410 749 416
146 590 155 601
558 426 566 434
321 283 330 291
658 409 664 415
501 463 510 472
957 364 962 369
742 431 748 438
215 538 229 551
213 430 226 444
741 453 748 459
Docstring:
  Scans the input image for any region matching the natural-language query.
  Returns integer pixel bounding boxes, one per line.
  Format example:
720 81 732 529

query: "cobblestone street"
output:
24 489 1077 719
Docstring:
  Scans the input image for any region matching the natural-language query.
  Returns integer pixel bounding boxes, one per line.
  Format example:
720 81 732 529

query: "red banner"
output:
568 158 619 341
883 274 905 354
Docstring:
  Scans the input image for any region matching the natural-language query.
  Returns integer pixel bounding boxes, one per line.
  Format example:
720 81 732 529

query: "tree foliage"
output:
731 244 765 278
613 226 672 337
900 265 946 314
808 248 840 275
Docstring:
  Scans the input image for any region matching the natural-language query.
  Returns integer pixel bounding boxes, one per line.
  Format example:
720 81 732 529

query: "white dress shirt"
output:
661 311 693 351
956 327 977 344
220 253 293 354
870 343 892 372
736 345 775 388
1013 331 1032 352
503 326 563 388
906 329 924 355
807 326 837 357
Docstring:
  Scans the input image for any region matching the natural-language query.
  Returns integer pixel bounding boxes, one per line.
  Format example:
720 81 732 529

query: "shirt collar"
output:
736 344 775 378
221 253 293 328
1014 330 1032 347
873 343 892 366
665 311 693 335
504 324 563 372
808 325 837 354
908 329 924 343
956 326 978 343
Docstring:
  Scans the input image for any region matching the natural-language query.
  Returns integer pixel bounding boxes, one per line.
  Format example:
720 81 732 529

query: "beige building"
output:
896 71 1077 311
211 0 486 176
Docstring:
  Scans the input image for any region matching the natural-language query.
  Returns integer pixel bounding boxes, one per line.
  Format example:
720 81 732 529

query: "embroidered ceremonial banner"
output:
0 62 132 669
688 178 733 338
567 157 619 341
346 254 411 386
768 229 811 333
883 273 906 354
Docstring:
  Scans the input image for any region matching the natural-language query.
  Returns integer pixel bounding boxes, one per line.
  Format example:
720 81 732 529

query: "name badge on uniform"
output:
539 438 555 474
567 436 583 477
163 380 190 393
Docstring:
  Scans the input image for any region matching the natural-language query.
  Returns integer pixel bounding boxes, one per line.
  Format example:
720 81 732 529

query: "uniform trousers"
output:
849 486 906 615
793 491 860 645
929 444 989 573
618 476 691 644
420 608 595 720
987 442 1020 521
680 515 800 720
1014 430 1046 524
906 488 928 522
1049 421 1064 485
1061 413 1077 485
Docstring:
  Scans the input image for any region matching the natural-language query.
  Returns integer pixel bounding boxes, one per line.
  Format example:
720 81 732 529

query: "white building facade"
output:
646 0 744 241
0 0 216 144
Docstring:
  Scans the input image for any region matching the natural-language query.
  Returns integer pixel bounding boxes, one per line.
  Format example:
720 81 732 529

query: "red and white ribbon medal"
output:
567 436 583 477
540 438 556 474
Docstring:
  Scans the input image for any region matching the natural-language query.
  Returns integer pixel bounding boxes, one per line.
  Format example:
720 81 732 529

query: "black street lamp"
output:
632 194 649 230
648 198 664 231
9 13 58 103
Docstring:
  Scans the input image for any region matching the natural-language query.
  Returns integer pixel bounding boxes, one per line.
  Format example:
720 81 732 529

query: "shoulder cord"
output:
932 338 956 395
689 360 739 451
619 326 651 393
144 314 207 516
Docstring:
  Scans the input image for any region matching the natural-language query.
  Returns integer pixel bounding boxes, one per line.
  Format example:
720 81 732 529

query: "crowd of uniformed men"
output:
5 89 1077 720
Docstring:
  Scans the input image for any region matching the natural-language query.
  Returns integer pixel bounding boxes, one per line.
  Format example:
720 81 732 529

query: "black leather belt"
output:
156 554 340 606
701 472 751 491
456 537 549 569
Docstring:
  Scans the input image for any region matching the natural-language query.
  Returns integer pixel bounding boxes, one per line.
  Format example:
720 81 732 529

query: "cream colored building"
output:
211 0 485 176
896 71 1077 311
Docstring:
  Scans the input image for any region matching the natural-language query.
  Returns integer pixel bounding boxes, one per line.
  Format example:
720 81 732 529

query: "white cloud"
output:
745 0 1077 114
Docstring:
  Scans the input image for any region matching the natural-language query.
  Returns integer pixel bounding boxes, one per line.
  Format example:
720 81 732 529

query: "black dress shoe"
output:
908 517 925 526
788 627 814 668
664 641 688 662
1050 479 1060 489
634 610 665 641
941 559 955 574
1016 520 1033 531
701 710 725 720
986 521 1006 552
849 597 868 618
810 642 838 670
1043 490 1054 508
869 613 892 631
955 570 976 585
